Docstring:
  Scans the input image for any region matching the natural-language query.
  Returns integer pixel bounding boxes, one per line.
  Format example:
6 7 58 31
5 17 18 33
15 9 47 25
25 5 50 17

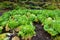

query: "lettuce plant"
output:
44 24 58 36
17 15 29 25
27 14 38 22
8 19 19 29
44 17 60 36
44 17 53 25
52 19 60 33
37 14 46 24
18 24 36 40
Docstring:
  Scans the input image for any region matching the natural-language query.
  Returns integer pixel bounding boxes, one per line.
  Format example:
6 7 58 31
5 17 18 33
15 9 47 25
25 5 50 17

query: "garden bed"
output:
0 9 60 40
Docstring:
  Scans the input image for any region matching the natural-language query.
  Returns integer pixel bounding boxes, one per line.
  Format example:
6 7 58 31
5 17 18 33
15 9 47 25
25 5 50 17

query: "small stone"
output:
12 36 20 40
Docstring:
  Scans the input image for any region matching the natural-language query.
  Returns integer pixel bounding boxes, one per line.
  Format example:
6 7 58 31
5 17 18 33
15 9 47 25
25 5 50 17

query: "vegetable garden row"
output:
0 9 60 40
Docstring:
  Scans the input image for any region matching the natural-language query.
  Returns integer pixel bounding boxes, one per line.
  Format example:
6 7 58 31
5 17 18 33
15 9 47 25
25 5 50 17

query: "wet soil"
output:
32 22 52 40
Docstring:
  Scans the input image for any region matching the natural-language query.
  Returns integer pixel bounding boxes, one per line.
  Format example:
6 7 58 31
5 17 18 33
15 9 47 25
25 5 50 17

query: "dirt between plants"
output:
32 22 52 40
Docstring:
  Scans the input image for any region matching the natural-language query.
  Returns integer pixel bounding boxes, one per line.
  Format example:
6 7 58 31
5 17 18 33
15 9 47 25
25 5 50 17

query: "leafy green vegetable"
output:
17 15 29 25
44 17 53 25
18 24 36 39
8 19 19 29
44 25 58 36
52 20 60 33
37 14 46 23
28 14 38 22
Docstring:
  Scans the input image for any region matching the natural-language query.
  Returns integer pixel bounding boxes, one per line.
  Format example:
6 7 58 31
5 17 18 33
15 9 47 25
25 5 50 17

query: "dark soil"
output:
32 22 52 40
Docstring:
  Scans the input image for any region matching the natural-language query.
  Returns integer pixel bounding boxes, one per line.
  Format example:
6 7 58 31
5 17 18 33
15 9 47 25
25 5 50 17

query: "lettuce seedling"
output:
17 15 29 25
18 24 36 40
52 20 60 33
37 14 46 23
44 17 53 25
0 16 7 26
28 14 38 22
44 17 60 36
2 12 10 21
44 25 58 36
8 19 19 29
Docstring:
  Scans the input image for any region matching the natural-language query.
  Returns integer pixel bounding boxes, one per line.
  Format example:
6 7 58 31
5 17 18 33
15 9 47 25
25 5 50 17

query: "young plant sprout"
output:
18 24 36 40
28 14 38 22
8 19 19 29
